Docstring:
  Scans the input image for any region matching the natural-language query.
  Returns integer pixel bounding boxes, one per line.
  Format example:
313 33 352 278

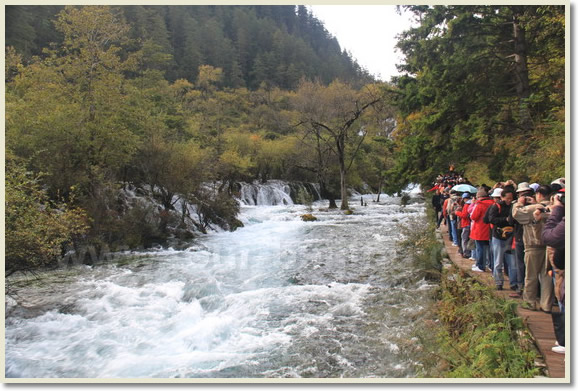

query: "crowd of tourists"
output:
430 170 566 355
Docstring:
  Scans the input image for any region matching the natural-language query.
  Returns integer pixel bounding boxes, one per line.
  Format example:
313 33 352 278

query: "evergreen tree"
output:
5 5 373 89
390 5 565 186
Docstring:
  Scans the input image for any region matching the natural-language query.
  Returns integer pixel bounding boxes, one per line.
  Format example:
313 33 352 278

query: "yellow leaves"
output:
5 46 24 82
405 111 425 123
219 148 253 176
5 160 90 272
55 6 129 50
197 65 223 91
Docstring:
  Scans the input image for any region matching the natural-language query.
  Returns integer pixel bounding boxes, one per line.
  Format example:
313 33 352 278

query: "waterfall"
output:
237 180 321 206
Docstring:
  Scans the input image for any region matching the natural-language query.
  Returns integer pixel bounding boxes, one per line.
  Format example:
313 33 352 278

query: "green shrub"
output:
418 267 542 378
194 189 243 232
5 158 89 276
295 187 314 212
400 192 411 206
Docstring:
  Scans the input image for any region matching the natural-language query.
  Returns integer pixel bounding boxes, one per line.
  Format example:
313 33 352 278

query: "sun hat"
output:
516 182 531 193
491 188 503 197
551 178 565 188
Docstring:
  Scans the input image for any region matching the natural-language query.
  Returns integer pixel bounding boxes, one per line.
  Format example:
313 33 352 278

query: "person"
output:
508 183 533 298
490 187 503 201
456 193 473 259
487 189 516 290
469 188 494 272
485 187 503 272
447 190 460 247
442 188 453 242
512 184 554 313
454 194 466 255
504 180 517 191
551 177 565 189
540 190 565 311
541 189 565 354
432 189 444 228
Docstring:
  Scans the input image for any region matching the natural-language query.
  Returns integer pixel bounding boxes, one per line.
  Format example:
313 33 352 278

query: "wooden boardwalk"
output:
439 226 567 379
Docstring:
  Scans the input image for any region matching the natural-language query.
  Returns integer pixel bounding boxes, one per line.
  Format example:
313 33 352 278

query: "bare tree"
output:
293 79 383 210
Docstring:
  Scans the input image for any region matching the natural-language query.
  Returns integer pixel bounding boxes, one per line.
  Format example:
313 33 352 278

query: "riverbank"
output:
438 224 567 380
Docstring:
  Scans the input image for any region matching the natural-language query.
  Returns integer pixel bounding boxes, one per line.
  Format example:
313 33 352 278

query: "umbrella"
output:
452 184 477 193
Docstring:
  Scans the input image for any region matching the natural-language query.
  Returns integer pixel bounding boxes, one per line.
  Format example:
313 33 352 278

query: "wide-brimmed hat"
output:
516 182 531 193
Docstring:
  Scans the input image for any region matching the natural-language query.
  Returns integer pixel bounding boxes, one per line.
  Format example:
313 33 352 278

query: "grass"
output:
417 266 542 378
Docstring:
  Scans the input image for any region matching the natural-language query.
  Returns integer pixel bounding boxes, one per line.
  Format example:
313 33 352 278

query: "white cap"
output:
551 178 565 188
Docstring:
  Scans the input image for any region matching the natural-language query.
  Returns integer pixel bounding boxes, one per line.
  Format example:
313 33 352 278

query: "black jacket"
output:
432 194 443 211
487 201 514 240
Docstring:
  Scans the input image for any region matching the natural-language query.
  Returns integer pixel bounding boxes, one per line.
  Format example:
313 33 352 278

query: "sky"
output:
308 5 417 82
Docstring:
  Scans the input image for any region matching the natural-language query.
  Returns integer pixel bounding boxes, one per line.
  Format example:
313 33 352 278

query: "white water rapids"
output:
5 187 436 379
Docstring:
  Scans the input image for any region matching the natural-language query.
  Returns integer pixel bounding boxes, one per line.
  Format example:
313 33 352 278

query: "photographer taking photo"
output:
512 184 555 313
541 189 565 354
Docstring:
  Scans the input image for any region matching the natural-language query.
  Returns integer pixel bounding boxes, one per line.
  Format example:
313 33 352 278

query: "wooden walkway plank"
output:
439 226 567 379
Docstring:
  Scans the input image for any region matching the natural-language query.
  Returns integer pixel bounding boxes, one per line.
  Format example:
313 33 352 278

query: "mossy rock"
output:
229 218 245 231
301 213 318 222
343 210 354 215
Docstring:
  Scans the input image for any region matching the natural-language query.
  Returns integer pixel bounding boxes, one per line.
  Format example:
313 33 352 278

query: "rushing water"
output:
5 188 436 379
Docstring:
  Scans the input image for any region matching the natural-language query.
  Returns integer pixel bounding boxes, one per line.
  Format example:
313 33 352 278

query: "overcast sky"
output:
308 5 417 82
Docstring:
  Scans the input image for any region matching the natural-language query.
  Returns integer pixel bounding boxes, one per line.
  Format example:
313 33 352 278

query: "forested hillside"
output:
6 5 373 89
5 5 390 275
388 5 565 186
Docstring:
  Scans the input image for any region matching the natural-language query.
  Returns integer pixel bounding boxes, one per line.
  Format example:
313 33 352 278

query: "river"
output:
5 187 436 379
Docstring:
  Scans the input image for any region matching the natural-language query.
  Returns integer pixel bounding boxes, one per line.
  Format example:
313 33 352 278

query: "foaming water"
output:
6 194 434 378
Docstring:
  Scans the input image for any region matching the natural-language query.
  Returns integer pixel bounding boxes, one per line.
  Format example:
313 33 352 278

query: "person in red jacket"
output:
455 192 473 258
469 188 494 272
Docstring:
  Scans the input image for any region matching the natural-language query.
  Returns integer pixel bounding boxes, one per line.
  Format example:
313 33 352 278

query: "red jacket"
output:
456 202 473 227
469 198 494 241
442 198 450 218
